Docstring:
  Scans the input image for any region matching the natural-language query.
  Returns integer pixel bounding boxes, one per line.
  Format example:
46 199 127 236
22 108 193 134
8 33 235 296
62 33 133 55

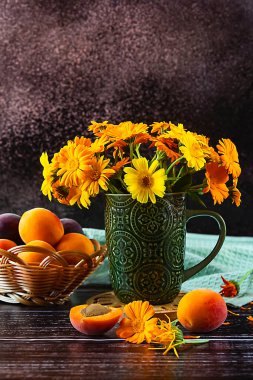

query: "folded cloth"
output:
84 228 253 307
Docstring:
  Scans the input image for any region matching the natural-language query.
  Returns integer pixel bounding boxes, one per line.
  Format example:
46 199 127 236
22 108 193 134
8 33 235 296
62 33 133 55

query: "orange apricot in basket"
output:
69 303 123 335
55 233 95 264
177 288 228 333
27 240 56 251
19 208 64 246
0 239 17 252
17 240 56 265
0 238 17 250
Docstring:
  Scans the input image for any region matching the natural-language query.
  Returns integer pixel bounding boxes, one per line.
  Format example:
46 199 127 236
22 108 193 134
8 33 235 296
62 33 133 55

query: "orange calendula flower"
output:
247 316 253 322
111 157 131 173
151 135 180 162
203 162 229 205
55 144 93 187
134 133 151 145
116 300 158 344
82 156 115 196
90 134 108 153
207 147 221 163
150 121 172 134
69 136 92 147
88 120 111 136
107 140 128 158
230 186 241 207
217 138 241 178
220 276 239 297
105 121 148 141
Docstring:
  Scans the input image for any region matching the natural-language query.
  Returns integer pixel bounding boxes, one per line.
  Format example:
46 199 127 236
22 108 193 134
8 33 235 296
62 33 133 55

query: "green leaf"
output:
172 173 192 192
183 339 209 344
188 192 207 208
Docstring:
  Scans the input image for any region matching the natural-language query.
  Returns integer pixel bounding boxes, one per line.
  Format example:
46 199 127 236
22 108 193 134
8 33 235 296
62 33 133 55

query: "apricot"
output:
55 233 95 264
17 240 56 265
19 208 64 246
0 239 17 251
27 240 56 251
70 303 123 335
177 288 227 332
0 213 23 244
60 218 84 235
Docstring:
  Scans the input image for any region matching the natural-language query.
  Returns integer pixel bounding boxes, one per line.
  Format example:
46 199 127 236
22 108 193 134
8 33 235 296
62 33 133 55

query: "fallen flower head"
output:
116 300 158 344
116 300 209 358
220 276 239 297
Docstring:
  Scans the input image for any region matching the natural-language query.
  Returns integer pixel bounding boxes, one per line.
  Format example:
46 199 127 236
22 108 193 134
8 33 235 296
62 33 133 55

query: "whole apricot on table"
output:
0 213 23 244
55 233 95 264
70 303 123 335
177 288 227 332
19 208 64 246
17 240 56 265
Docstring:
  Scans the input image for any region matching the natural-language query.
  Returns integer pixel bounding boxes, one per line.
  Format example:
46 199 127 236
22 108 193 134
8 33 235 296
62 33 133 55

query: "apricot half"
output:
177 288 228 332
69 303 123 335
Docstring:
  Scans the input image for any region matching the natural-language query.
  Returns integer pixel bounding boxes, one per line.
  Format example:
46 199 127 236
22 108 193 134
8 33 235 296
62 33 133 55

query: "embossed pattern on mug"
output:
105 193 187 304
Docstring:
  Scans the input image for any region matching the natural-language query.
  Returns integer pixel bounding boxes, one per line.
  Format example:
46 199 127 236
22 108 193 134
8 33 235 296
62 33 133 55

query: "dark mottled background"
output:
0 0 252 236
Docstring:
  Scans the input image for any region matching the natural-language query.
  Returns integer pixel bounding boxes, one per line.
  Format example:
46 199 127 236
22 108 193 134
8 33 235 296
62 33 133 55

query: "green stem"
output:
107 183 122 194
135 144 141 158
166 156 184 175
189 184 203 189
177 166 185 178
238 269 253 285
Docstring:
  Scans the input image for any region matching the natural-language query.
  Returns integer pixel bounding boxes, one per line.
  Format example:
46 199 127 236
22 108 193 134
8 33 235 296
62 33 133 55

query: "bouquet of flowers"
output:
40 121 241 208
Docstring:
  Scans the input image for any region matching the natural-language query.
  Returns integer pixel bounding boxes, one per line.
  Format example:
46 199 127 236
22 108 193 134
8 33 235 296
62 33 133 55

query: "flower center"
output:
132 319 145 333
89 170 101 181
67 158 79 171
141 175 153 188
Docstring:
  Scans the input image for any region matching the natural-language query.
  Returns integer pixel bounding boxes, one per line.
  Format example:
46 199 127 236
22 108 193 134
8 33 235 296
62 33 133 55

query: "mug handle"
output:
183 210 226 282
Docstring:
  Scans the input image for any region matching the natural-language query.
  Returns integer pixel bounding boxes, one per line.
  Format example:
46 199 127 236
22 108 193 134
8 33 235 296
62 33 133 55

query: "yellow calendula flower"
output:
167 123 187 141
55 144 93 187
82 156 115 196
179 131 206 171
124 157 167 204
217 138 241 178
116 300 158 344
40 152 54 200
68 186 91 209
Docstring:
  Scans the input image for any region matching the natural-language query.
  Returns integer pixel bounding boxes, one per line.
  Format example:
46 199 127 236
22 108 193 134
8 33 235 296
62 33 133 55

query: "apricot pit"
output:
70 303 123 335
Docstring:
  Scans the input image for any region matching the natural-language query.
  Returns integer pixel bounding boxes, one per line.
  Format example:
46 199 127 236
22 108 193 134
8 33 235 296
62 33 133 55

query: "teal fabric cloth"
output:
84 228 253 307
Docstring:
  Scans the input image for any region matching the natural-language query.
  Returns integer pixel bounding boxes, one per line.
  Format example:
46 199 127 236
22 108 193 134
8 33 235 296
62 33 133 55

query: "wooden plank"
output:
0 341 252 380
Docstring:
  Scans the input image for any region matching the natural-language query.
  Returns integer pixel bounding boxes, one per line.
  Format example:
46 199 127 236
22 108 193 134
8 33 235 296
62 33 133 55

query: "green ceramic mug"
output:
105 193 226 305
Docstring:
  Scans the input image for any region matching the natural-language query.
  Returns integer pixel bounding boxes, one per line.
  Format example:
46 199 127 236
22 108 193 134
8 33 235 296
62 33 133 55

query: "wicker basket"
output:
0 239 107 306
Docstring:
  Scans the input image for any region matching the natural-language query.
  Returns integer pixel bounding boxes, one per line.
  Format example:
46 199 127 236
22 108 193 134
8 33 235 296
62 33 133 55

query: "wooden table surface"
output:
0 285 252 380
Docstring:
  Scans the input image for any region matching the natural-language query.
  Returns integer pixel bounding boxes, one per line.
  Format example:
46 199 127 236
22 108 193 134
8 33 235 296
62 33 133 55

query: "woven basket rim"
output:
0 239 107 306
